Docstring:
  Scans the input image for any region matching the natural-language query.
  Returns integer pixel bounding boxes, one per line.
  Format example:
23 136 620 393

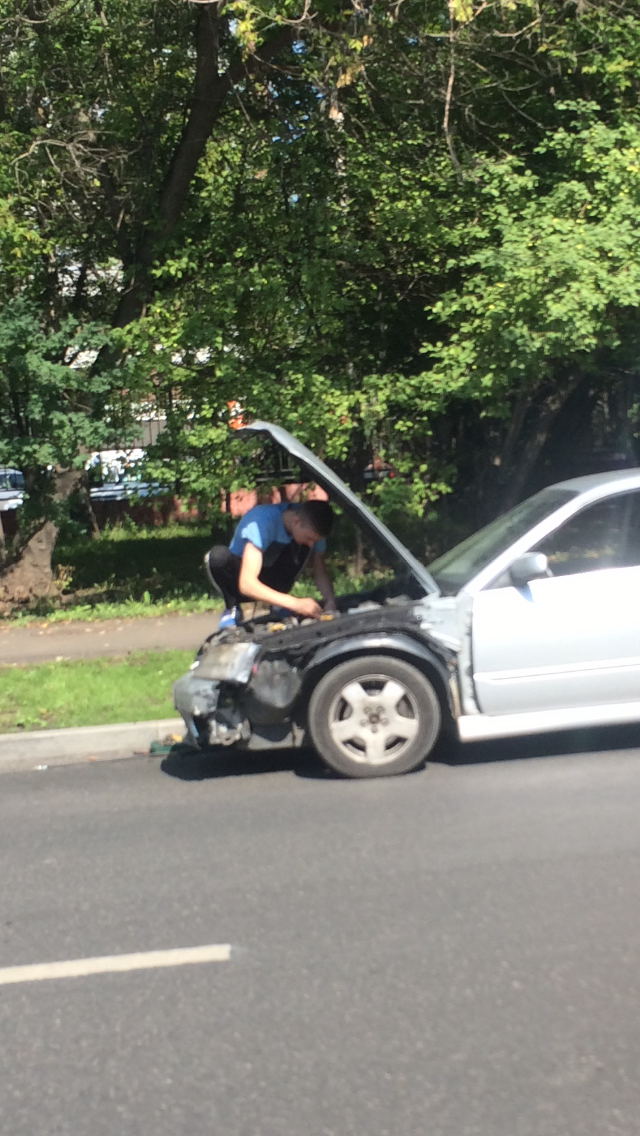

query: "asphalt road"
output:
2 732 640 1136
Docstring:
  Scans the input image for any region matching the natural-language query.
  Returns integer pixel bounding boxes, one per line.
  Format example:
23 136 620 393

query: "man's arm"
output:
311 552 337 610
238 543 321 618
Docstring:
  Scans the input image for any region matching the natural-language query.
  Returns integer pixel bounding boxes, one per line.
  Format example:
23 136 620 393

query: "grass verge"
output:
2 523 221 623
4 595 222 626
1 518 392 624
0 651 193 733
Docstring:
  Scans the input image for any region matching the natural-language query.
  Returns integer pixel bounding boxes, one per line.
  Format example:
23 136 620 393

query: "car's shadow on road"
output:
432 721 640 768
160 744 335 782
160 721 640 783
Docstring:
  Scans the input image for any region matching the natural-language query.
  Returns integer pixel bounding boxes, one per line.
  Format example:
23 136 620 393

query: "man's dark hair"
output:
298 499 334 538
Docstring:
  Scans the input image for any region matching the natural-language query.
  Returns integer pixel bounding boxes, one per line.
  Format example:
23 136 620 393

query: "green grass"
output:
6 594 222 626
0 650 193 732
1 522 222 623
1 515 395 625
2 517 392 624
53 523 217 600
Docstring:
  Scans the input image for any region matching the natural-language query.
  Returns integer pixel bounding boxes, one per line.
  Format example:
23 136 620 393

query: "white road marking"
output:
0 944 232 986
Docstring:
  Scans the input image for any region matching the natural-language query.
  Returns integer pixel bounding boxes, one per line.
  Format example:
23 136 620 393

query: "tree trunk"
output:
499 374 583 511
81 480 101 538
352 528 365 578
497 390 531 475
111 10 294 329
0 521 59 602
0 470 81 604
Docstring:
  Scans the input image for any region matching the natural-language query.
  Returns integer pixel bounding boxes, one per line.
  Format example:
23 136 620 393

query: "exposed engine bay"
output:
173 576 445 752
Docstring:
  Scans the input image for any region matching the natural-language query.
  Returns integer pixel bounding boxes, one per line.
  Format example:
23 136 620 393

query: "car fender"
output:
302 633 454 714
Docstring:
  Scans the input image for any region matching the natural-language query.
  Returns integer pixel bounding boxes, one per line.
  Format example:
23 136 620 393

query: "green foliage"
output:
127 1 640 518
5 0 640 593
424 115 640 408
0 299 122 472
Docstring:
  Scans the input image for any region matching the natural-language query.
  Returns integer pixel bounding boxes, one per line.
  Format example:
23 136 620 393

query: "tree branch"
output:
112 6 294 328
443 26 463 179
500 374 583 509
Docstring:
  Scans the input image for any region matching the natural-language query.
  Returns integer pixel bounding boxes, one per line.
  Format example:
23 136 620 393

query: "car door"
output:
471 490 640 715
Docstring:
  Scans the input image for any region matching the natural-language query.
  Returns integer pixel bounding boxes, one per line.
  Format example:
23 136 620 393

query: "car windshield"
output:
0 470 24 491
428 487 578 595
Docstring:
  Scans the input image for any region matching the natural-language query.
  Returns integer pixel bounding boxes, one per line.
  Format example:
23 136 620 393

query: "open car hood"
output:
237 422 439 597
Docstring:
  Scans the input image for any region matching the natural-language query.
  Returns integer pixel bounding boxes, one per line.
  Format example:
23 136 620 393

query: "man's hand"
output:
290 596 323 619
238 543 323 618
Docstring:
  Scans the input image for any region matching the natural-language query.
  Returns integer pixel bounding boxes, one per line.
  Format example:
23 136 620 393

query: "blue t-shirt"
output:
229 503 326 566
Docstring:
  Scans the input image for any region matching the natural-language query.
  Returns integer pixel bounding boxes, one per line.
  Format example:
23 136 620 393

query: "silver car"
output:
175 423 640 777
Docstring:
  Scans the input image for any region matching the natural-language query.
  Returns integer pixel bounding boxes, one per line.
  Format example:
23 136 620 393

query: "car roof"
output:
552 468 640 494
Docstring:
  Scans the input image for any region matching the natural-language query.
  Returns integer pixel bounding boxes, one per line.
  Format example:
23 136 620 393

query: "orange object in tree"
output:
227 401 245 429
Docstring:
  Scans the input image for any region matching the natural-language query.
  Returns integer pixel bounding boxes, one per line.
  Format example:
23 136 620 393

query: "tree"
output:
130 0 640 537
0 0 367 598
4 0 640 600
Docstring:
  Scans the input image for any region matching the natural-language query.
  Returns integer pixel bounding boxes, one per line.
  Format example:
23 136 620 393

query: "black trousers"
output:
207 544 309 609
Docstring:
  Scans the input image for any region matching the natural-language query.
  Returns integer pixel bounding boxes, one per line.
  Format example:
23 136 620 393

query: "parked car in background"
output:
86 449 169 502
173 423 640 777
88 477 167 502
0 468 25 513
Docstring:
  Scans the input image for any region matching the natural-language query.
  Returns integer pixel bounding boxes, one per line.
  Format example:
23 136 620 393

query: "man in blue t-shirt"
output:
206 500 336 628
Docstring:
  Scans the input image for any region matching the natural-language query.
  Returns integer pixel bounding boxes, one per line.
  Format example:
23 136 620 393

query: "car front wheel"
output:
307 654 441 778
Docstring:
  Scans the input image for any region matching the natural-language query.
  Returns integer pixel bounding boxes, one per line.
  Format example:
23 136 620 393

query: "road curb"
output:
0 718 186 773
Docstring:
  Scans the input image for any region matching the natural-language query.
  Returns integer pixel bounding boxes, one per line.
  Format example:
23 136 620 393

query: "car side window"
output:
533 492 640 577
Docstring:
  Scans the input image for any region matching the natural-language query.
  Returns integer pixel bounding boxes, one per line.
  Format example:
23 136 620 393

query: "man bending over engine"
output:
206 499 336 629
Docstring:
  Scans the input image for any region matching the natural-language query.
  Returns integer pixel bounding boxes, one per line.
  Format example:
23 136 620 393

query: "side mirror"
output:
509 552 550 588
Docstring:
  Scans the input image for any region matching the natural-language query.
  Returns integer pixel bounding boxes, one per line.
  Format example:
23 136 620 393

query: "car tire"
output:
308 654 441 778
